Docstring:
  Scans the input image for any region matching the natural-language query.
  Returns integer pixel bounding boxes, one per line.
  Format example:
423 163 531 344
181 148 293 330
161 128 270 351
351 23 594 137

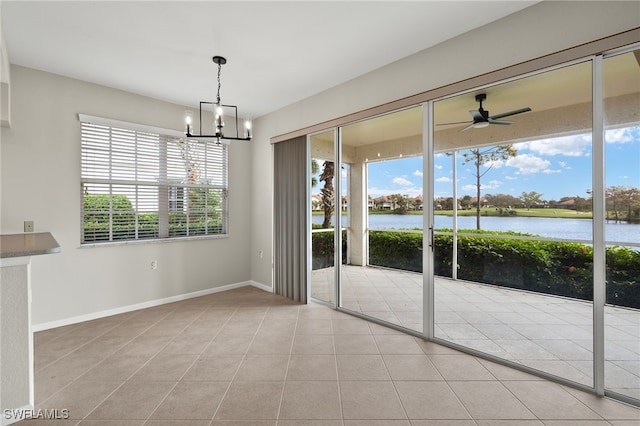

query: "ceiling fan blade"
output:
488 118 512 125
460 123 476 132
436 120 472 126
489 107 531 120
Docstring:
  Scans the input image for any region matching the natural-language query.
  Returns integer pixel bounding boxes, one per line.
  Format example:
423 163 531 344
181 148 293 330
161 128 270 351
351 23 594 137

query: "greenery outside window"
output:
80 117 228 244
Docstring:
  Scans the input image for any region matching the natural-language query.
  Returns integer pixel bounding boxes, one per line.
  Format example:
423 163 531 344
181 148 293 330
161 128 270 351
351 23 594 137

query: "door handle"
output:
428 225 434 252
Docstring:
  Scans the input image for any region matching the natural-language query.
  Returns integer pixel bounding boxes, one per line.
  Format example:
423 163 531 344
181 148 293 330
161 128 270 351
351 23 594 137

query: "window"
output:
80 117 228 244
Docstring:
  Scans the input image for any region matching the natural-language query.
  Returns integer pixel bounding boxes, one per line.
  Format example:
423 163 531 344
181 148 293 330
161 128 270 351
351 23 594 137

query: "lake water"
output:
312 214 640 245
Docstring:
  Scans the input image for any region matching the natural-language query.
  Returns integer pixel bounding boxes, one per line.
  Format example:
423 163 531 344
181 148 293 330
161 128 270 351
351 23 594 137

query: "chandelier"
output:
184 56 252 142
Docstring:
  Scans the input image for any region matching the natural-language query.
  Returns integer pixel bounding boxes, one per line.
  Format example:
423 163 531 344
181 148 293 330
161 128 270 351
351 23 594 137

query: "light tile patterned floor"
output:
313 265 640 401
17 286 640 425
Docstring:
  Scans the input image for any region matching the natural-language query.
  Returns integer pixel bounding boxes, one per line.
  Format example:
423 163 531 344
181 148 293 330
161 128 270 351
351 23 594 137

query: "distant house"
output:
470 197 488 207
554 199 576 209
373 196 394 210
311 194 323 210
410 195 423 210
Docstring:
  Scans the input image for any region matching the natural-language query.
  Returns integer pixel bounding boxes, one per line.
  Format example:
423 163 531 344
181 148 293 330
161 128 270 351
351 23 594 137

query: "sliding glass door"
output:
603 48 640 401
310 130 337 305
339 107 424 332
304 42 639 407
433 60 596 386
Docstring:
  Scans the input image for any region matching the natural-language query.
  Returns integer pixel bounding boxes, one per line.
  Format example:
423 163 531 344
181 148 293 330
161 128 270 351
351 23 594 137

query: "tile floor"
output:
313 265 640 399
16 286 640 425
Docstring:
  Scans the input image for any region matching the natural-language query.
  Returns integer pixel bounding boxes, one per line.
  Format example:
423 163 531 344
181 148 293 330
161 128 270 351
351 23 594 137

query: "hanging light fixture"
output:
184 56 252 142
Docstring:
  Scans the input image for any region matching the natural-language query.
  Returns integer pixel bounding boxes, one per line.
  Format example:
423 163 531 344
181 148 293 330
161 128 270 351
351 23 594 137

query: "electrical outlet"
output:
24 221 34 233
150 260 158 270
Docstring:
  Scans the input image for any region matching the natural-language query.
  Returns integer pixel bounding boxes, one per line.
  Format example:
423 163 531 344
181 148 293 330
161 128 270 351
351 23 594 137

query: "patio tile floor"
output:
313 264 640 400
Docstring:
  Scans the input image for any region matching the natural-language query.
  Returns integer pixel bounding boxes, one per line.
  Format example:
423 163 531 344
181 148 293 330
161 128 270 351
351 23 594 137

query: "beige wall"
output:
1 66 252 326
250 1 640 287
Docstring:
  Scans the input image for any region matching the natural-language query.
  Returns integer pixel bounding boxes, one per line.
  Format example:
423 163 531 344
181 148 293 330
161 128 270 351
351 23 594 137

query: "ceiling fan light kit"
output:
184 56 252 142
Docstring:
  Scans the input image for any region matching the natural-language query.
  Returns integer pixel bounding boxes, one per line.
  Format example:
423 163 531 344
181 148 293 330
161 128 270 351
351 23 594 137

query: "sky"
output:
364 126 639 202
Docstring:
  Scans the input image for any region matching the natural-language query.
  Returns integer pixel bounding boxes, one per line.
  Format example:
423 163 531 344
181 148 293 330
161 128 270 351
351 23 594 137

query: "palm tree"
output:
319 161 335 228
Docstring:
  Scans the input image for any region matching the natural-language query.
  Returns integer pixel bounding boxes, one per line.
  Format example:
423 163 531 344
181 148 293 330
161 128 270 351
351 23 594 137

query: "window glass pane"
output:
80 121 228 244
433 60 594 387
310 130 337 304
340 106 424 332
603 48 640 401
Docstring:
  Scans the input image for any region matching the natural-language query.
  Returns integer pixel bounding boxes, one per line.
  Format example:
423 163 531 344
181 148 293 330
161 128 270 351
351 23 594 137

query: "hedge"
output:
311 230 347 269
362 230 639 309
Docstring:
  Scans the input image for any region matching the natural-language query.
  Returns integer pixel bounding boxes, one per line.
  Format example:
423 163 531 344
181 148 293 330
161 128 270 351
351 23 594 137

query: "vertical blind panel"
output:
80 121 228 243
274 136 307 302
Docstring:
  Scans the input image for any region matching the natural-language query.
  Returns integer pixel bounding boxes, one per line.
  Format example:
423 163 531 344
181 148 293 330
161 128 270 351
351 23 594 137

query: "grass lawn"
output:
433 208 593 219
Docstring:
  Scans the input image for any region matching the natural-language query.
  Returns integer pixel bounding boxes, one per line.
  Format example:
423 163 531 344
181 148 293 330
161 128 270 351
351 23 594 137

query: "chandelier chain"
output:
216 63 222 104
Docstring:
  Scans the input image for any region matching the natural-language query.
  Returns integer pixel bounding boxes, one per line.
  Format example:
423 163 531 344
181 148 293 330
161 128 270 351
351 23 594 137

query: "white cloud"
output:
485 180 502 189
506 154 551 174
606 128 637 144
517 134 591 157
436 177 451 183
369 186 423 198
460 180 502 192
483 159 505 169
505 175 517 180
413 170 423 177
558 161 571 170
434 164 443 170
392 177 412 186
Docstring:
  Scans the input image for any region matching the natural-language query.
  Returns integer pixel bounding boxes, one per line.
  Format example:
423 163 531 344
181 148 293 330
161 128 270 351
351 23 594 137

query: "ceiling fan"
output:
440 93 532 132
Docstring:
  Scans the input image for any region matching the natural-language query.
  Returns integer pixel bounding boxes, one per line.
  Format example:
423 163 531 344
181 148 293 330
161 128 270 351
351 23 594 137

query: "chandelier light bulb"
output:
184 110 193 135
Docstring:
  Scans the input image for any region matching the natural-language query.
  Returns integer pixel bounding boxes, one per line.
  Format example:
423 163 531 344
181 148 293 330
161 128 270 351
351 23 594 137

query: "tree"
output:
520 191 544 210
624 187 640 223
485 193 520 209
573 195 591 212
459 195 472 210
311 159 319 188
606 185 640 223
606 186 623 223
435 197 454 210
461 145 517 230
389 193 409 214
319 161 335 228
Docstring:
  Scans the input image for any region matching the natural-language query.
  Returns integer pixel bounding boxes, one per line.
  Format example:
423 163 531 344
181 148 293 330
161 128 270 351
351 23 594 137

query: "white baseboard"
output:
32 280 270 332
250 280 273 293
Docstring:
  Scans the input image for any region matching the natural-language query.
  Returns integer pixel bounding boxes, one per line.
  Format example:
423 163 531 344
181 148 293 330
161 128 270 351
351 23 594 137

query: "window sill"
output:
78 233 229 249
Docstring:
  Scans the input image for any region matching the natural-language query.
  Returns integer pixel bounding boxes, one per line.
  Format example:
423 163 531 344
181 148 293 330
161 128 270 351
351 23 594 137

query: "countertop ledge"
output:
0 233 61 258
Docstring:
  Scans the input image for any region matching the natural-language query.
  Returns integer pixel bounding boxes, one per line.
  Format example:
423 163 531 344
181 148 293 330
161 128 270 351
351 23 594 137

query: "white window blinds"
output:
80 120 228 244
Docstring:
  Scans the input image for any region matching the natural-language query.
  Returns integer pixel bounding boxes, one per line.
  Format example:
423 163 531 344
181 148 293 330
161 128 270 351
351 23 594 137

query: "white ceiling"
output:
1 1 539 119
